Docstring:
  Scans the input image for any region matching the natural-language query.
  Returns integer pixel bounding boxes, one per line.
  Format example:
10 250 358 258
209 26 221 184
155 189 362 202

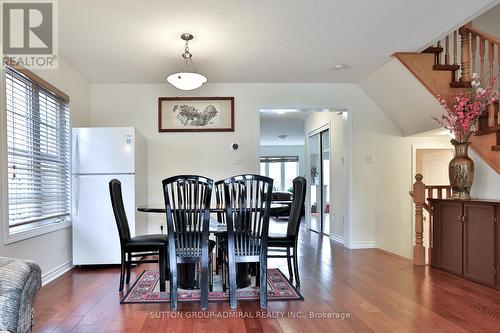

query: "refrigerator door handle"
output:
74 175 79 216
72 132 80 216
75 133 80 175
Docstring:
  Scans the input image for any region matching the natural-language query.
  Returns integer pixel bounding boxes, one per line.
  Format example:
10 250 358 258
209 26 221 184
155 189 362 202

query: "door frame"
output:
306 124 330 235
410 143 453 260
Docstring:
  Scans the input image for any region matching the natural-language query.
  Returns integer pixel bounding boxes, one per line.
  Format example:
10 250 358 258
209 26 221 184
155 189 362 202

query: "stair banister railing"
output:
409 174 451 266
428 22 499 140
463 24 500 127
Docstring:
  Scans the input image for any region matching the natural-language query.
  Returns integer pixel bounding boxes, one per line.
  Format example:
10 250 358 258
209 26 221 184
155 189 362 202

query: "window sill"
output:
3 221 72 245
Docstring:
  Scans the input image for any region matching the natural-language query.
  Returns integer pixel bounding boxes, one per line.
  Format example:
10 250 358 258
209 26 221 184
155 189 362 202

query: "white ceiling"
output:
260 111 311 146
59 0 499 83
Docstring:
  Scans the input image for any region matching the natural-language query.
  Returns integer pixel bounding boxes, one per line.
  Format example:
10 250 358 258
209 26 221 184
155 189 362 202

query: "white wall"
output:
89 83 394 246
473 3 500 40
360 58 444 136
0 58 90 279
89 82 488 258
470 150 500 198
259 145 306 177
377 135 453 258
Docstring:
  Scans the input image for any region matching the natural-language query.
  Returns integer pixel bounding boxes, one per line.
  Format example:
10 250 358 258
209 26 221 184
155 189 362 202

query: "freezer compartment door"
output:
72 174 135 265
73 127 135 174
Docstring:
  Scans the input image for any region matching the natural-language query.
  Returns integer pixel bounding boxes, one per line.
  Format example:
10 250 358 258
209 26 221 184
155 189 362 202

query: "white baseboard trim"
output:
346 241 377 249
330 234 344 244
42 261 73 286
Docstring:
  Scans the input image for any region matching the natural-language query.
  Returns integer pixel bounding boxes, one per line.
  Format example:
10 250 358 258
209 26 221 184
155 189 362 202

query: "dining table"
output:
136 203 289 290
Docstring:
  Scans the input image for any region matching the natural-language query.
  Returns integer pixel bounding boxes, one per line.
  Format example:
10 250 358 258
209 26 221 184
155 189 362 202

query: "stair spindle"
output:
459 27 471 82
437 41 442 65
445 36 450 65
489 42 495 127
480 38 485 85
453 30 458 66
471 33 477 75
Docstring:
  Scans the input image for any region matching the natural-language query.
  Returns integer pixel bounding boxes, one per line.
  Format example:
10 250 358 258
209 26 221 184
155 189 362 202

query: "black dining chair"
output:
162 175 214 311
109 179 168 292
221 174 273 309
267 176 306 287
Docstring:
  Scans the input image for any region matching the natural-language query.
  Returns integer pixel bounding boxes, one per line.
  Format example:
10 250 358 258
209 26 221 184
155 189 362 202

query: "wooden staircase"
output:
394 23 500 173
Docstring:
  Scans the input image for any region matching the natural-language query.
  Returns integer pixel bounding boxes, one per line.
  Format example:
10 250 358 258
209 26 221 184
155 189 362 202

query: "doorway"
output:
308 127 330 235
258 108 351 246
413 147 453 263
415 149 453 185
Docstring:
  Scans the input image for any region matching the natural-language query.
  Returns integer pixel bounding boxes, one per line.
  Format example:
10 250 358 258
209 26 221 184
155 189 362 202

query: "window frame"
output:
260 156 299 192
1 67 71 244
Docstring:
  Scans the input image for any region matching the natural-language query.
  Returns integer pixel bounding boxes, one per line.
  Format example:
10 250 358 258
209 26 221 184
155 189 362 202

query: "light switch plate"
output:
234 152 243 164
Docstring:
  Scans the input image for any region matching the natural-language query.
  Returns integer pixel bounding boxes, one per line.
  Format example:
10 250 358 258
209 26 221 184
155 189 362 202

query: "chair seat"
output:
268 234 294 247
124 234 168 251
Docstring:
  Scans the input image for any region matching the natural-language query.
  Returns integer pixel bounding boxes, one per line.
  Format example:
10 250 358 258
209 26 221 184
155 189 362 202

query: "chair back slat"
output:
224 175 273 257
163 175 213 257
214 180 227 225
109 179 131 244
286 177 307 237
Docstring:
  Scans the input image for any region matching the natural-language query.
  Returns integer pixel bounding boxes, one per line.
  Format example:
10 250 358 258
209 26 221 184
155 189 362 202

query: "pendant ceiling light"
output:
167 33 207 90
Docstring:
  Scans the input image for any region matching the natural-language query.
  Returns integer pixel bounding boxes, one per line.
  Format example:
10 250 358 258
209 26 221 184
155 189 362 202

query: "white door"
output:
73 127 135 175
419 149 453 184
72 174 135 265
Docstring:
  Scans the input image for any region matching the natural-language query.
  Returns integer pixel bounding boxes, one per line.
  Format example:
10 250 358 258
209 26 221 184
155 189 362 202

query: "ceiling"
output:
59 0 498 83
260 111 310 146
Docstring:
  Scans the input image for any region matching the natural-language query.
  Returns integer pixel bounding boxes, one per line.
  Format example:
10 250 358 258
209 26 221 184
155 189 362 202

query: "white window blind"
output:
5 67 71 230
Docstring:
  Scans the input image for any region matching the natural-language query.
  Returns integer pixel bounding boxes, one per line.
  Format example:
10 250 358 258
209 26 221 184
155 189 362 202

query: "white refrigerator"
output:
72 127 147 265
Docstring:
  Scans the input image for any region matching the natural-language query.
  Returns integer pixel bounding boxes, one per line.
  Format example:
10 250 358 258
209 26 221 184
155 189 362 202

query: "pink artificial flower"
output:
433 74 496 142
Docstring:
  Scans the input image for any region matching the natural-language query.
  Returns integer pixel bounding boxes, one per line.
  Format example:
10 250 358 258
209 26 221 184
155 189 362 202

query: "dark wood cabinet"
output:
431 202 463 275
497 206 500 289
430 199 499 289
463 204 495 285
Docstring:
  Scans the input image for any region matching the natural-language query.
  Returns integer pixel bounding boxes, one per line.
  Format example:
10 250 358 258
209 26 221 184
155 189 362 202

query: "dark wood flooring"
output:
34 223 500 332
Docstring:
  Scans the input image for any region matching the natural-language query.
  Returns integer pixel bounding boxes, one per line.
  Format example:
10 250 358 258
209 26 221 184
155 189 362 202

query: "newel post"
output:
459 25 471 82
412 174 426 266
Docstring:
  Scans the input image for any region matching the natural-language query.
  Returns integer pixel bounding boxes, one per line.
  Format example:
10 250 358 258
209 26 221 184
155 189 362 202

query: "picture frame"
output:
158 97 234 132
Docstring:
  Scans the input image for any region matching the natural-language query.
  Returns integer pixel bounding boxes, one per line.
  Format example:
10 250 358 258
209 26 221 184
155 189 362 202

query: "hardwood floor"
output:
34 224 500 333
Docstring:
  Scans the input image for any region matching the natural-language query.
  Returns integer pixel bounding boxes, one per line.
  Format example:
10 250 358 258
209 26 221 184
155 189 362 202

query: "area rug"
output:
121 268 303 304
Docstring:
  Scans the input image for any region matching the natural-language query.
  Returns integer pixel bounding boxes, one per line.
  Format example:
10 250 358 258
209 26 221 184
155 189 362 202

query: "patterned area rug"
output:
121 268 303 303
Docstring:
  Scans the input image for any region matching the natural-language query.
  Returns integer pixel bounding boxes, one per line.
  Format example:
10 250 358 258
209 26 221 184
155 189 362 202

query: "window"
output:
260 156 299 192
5 67 71 234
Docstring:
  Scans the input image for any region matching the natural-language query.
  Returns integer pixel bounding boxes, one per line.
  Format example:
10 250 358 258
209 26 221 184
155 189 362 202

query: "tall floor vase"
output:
449 140 474 199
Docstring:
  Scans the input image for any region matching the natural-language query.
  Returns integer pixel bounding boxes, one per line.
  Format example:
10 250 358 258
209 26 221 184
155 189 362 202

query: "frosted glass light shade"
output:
166 72 207 90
